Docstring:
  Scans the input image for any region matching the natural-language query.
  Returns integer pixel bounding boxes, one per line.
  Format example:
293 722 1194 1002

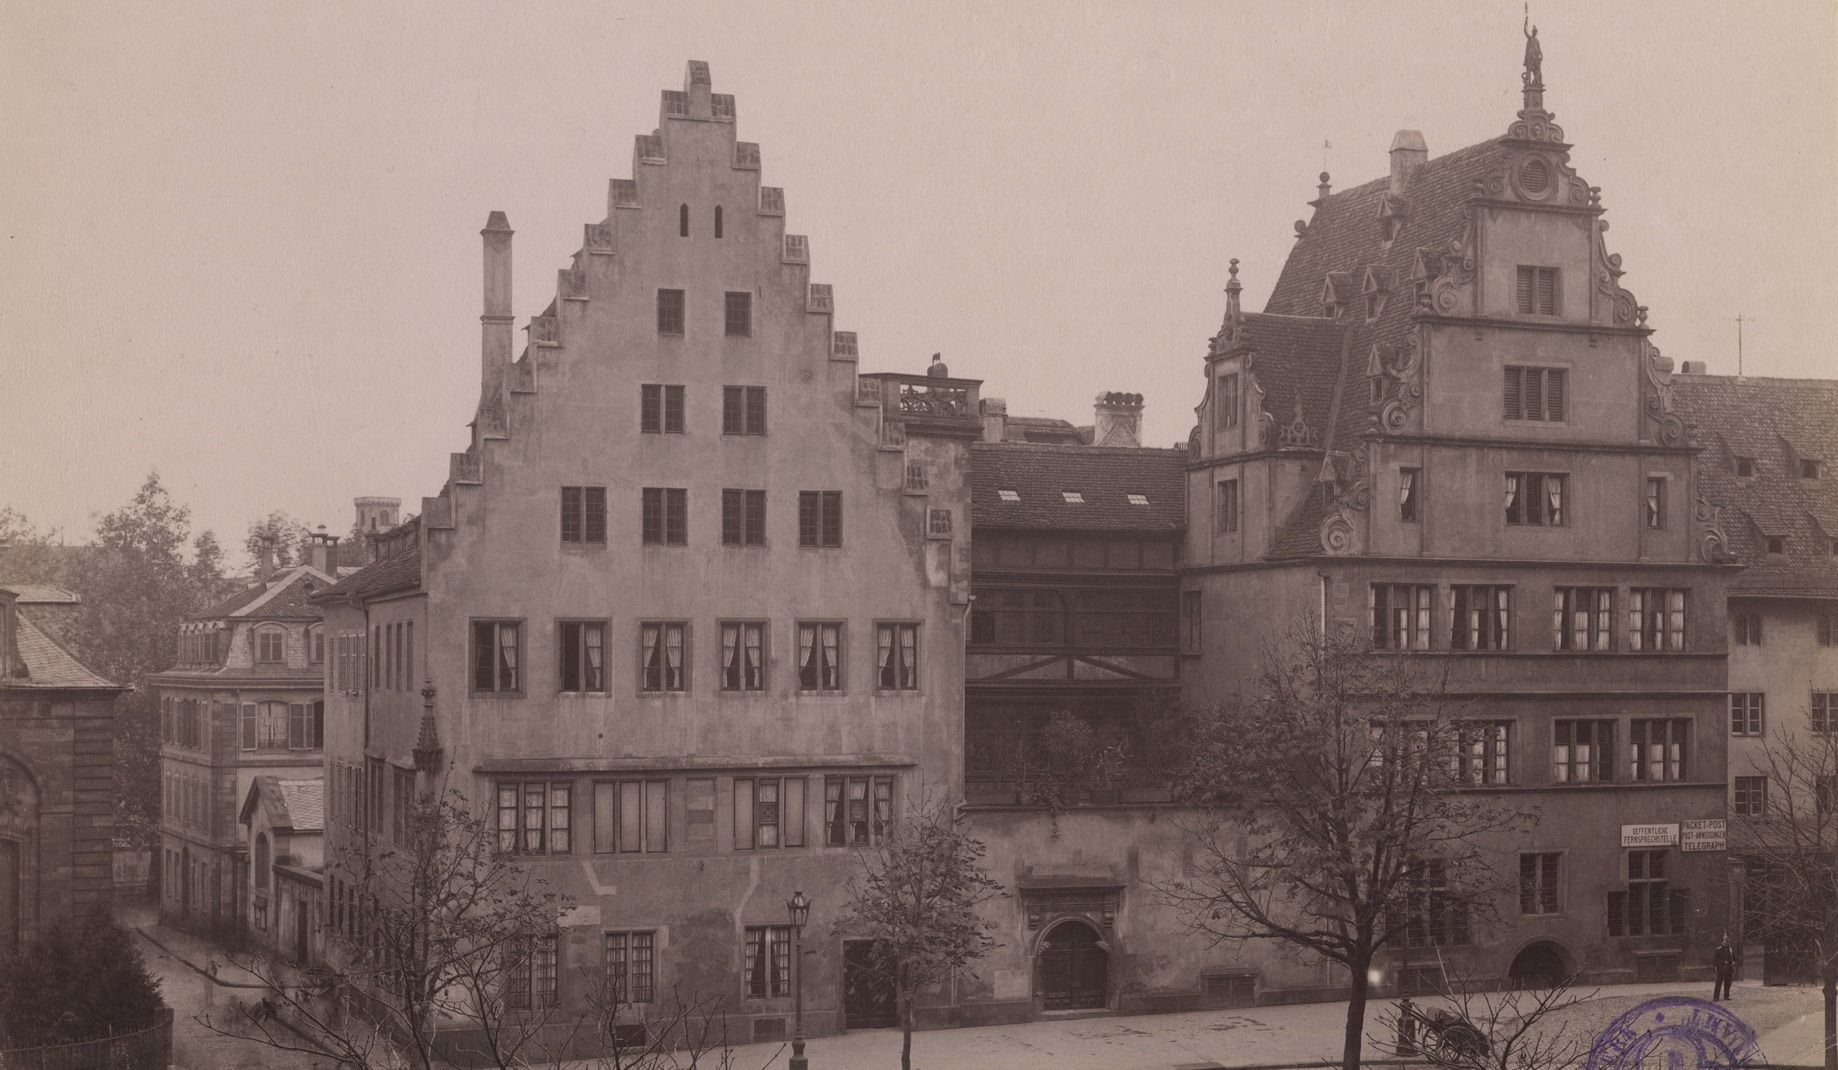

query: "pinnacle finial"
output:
1225 259 1244 329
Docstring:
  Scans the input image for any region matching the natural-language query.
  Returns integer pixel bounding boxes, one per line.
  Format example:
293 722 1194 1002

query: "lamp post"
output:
787 889 811 1070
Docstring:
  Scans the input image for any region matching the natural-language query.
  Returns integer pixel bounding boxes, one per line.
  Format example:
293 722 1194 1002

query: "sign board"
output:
1681 819 1726 852
1621 823 1680 848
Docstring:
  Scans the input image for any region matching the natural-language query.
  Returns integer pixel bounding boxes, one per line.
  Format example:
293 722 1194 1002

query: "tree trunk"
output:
1342 961 1370 1070
901 991 915 1070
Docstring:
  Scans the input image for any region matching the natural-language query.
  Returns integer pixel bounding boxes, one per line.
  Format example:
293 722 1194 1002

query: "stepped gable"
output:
1670 375 1838 593
971 443 1186 532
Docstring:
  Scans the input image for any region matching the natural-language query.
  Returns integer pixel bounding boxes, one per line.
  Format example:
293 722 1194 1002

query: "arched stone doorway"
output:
0 756 42 954
1507 940 1570 989
1038 919 1108 1010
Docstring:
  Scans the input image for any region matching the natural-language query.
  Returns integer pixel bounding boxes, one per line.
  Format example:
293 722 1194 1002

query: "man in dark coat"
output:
1712 934 1736 1000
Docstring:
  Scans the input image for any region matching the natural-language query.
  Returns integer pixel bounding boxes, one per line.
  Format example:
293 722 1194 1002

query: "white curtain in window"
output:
877 626 894 684
822 626 839 688
584 625 604 690
1547 478 1564 525
722 626 739 687
1665 590 1685 650
642 626 659 687
899 627 916 687
665 627 683 689
798 624 815 685
1504 475 1519 512
499 626 519 690
744 626 762 689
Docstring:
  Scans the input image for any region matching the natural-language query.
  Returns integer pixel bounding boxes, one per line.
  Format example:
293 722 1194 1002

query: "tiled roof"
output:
1242 137 1511 559
971 443 1186 531
197 565 331 621
1669 374 1838 594
241 775 325 833
3 609 120 690
313 547 423 603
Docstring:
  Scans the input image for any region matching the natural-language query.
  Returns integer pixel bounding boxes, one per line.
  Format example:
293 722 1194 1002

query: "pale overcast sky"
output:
3 1 1834 560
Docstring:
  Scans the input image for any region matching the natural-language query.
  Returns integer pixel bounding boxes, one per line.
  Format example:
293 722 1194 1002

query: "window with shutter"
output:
1503 367 1522 420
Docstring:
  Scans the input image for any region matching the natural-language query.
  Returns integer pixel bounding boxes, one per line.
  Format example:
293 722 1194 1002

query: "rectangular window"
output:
256 629 284 664
1519 853 1561 915
1729 693 1764 736
560 486 608 544
1504 366 1567 422
593 780 668 854
656 288 685 335
560 621 608 693
495 781 571 854
875 623 918 690
1396 859 1470 949
719 622 766 691
824 775 894 846
1644 477 1666 529
1215 373 1240 430
1399 468 1420 522
1215 479 1239 534
1553 587 1614 651
471 620 523 693
392 769 414 842
288 703 311 750
641 384 686 434
722 386 767 435
1505 472 1567 526
724 291 752 337
1552 719 1615 784
734 776 805 850
1813 693 1836 734
797 622 843 691
743 926 793 998
1733 776 1767 818
1180 590 1202 654
1735 610 1764 643
641 488 688 545
721 489 767 546
506 934 560 1010
1448 585 1512 651
639 622 687 693
1819 615 1834 647
798 491 842 547
1454 722 1511 785
1607 850 1684 937
1628 718 1690 782
241 702 257 751
1371 583 1434 650
605 932 656 1005
1515 265 1558 315
1628 588 1687 651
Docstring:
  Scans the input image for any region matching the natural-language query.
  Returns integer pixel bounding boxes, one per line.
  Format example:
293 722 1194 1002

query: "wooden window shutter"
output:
1536 268 1556 314
1546 369 1566 421
1503 367 1522 420
1516 267 1534 313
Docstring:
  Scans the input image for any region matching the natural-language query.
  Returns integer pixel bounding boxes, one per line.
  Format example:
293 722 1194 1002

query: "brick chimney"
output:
980 397 1009 443
481 211 514 403
1389 130 1428 194
257 535 276 583
1093 392 1144 448
0 589 21 681
308 526 339 575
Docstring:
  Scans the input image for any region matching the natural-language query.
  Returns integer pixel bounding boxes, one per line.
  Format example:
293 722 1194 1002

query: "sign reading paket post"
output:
1621 824 1680 848
1680 818 1726 852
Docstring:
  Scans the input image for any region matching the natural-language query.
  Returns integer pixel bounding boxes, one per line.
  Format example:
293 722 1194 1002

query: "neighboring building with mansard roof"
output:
1669 372 1838 980
0 586 128 953
148 532 338 939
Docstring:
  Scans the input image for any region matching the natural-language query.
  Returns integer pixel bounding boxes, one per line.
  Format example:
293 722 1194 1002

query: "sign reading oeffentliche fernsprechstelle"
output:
1619 821 1727 851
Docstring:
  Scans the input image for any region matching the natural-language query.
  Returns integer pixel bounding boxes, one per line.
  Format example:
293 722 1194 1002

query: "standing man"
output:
1712 933 1736 1000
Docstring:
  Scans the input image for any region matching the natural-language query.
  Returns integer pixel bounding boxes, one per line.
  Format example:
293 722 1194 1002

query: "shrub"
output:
0 908 165 1047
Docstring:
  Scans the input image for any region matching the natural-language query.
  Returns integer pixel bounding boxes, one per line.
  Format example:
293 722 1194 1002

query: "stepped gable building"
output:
1181 37 1733 989
313 60 979 1048
151 535 337 937
1669 372 1838 979
0 586 125 953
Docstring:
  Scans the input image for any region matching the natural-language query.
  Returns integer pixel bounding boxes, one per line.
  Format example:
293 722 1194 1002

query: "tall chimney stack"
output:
481 211 514 401
1389 130 1428 194
308 526 339 576
257 535 276 583
1092 392 1145 448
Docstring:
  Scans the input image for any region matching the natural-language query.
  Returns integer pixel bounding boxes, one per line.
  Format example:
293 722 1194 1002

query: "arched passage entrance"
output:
1507 941 1570 989
1038 920 1108 1010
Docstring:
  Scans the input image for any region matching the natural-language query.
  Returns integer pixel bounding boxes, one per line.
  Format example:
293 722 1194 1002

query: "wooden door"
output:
842 940 898 1028
1039 921 1107 1010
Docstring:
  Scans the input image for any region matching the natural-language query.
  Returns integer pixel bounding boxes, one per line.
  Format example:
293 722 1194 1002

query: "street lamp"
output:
787 890 812 1070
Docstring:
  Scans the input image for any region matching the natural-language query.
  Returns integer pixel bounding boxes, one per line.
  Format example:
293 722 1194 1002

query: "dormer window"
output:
254 627 285 665
1735 458 1755 478
1802 460 1822 479
1061 492 1084 504
1127 494 1150 506
308 626 324 665
997 489 1020 502
1766 537 1785 555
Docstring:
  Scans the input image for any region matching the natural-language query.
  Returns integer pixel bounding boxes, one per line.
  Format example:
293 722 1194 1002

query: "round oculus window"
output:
1519 157 1550 195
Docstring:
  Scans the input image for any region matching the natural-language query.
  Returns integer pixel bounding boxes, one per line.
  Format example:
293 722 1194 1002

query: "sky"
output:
3 0 1834 563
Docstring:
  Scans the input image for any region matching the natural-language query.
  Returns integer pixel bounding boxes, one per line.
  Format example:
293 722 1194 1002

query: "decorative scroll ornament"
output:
1593 221 1639 326
1373 340 1425 434
1695 496 1732 563
1320 511 1357 555
1642 337 1689 447
1428 202 1478 315
1336 443 1372 512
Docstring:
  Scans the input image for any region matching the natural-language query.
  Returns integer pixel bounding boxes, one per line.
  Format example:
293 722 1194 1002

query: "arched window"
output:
255 833 270 890
714 205 724 239
254 626 285 665
679 204 689 237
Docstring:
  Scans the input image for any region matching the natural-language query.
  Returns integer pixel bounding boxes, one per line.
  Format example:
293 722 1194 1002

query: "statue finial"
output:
1522 6 1543 89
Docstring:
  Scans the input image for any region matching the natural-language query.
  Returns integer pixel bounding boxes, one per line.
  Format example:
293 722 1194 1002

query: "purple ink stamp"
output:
1587 996 1763 1070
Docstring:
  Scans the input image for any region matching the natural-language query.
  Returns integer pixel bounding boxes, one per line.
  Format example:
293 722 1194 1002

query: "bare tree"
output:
202 788 571 1070
833 791 1005 1070
1731 721 1838 1070
1370 955 1598 1070
1154 622 1535 1070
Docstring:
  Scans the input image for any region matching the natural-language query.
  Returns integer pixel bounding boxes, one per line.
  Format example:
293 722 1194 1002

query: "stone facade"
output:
0 586 125 952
